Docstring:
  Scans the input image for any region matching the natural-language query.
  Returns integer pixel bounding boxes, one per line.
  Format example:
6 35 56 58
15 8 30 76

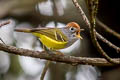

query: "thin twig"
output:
96 18 120 40
96 32 120 53
0 43 120 66
72 0 90 27
40 61 50 80
72 0 120 64
0 20 10 44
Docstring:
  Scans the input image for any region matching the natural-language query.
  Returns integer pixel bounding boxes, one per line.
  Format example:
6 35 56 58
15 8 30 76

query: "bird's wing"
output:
31 28 68 42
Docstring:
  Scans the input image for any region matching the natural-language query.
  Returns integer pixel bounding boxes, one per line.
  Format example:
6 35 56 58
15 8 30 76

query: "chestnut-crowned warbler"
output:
15 22 84 50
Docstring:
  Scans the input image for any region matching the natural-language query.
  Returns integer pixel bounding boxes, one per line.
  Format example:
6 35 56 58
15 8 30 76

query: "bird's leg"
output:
42 43 53 54
42 44 45 51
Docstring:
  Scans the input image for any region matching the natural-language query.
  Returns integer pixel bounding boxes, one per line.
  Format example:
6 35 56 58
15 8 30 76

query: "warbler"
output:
15 22 84 50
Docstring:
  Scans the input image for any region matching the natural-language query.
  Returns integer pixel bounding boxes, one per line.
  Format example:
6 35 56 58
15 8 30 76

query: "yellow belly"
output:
33 33 67 50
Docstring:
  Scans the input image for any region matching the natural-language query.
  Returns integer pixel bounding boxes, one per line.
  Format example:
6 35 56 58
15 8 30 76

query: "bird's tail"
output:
15 28 42 33
15 28 32 33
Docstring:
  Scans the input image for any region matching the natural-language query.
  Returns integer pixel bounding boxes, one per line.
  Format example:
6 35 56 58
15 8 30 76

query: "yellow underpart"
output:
32 33 68 50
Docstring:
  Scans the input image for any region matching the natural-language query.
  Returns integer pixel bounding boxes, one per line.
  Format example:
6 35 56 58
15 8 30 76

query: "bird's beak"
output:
80 29 84 32
76 34 83 39
76 29 84 39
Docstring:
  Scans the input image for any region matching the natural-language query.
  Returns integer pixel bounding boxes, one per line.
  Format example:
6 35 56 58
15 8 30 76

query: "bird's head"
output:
66 22 84 39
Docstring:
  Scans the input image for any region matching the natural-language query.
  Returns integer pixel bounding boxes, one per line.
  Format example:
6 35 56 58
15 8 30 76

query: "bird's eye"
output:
69 27 76 32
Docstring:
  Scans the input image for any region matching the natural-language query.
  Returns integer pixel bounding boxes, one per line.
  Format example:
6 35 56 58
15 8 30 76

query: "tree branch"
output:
72 0 120 64
0 43 120 66
88 0 120 64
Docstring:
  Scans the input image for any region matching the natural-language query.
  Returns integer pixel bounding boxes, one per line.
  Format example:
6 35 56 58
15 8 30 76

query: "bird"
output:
15 22 84 50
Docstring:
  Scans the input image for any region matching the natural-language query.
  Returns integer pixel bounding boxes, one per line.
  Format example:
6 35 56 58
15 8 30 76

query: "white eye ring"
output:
69 27 76 32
